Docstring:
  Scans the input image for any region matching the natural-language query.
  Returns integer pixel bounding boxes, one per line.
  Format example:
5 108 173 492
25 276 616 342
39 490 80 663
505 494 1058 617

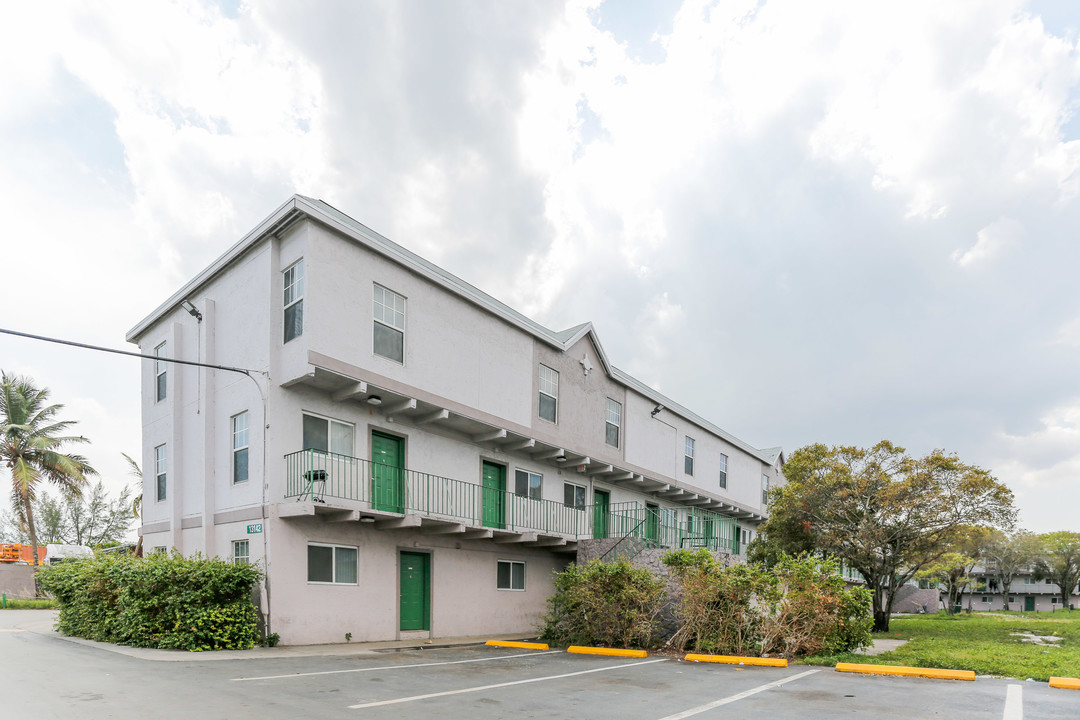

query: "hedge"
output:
36 552 263 651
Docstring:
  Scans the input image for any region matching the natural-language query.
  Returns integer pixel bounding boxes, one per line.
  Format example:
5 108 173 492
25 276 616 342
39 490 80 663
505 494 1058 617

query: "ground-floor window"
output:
981 596 990 603
233 540 250 565
497 560 525 591
152 546 167 555
308 543 358 584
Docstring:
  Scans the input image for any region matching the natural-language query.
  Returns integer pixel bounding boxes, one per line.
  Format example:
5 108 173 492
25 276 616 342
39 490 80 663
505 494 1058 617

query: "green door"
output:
644 503 659 543
372 432 404 513
593 489 610 539
399 552 430 631
481 462 506 529
1025 596 1036 612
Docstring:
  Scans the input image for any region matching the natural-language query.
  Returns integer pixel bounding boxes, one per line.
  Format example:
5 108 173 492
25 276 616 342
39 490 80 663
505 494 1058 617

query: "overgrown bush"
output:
538 559 665 648
663 549 871 658
37 552 263 651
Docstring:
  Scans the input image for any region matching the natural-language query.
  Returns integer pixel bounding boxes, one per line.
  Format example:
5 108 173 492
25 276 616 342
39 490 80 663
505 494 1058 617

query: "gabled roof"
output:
127 195 780 465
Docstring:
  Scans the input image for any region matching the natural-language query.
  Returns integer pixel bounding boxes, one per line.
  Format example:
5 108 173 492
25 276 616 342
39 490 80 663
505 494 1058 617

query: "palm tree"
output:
0 372 96 566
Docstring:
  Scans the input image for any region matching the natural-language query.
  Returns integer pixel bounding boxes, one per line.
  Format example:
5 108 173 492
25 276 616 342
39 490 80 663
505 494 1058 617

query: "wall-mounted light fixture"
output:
650 404 664 417
366 395 383 406
180 300 203 322
555 453 567 463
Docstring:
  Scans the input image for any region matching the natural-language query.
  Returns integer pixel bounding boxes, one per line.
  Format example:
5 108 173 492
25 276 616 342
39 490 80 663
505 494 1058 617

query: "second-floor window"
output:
373 284 406 363
538 365 558 422
563 482 586 509
762 474 770 505
232 411 249 484
605 399 621 448
684 436 695 476
302 413 354 456
154 343 167 402
719 453 728 488
283 260 304 343
233 540 250 565
155 444 167 501
515 469 542 500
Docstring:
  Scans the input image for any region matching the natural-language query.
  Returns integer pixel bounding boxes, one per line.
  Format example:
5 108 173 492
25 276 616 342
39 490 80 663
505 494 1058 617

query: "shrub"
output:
538 560 665 648
37 552 263 651
662 550 871 658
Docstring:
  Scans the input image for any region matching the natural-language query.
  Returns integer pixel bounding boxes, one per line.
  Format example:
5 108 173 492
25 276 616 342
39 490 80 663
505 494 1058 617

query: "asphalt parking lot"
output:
2 610 1076 719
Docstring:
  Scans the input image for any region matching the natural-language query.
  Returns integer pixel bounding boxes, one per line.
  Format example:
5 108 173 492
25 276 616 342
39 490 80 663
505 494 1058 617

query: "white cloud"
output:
951 217 1024 266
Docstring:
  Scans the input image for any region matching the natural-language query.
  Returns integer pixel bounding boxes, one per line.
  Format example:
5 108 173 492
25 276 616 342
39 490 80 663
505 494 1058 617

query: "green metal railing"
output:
284 448 738 549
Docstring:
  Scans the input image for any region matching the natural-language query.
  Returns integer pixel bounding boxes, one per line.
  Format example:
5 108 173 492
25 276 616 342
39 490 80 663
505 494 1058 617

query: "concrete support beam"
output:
384 398 417 415
374 515 422 530
533 448 565 461
505 438 535 451
421 523 467 535
587 464 614 475
461 529 494 540
331 382 368 402
492 532 538 544
472 428 507 443
416 409 450 425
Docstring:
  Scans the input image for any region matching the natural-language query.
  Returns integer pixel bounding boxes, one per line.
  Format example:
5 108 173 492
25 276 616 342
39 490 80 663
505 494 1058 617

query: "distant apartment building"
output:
952 569 1080 612
127 196 784 645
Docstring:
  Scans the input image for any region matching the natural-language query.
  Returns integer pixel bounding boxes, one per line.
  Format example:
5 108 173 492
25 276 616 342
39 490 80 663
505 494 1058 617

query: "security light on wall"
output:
650 404 664 417
180 300 203 322
555 454 567 462
366 395 383 406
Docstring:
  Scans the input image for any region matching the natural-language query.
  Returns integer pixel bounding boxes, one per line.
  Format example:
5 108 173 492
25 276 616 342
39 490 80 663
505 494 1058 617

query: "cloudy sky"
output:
2 0 1079 534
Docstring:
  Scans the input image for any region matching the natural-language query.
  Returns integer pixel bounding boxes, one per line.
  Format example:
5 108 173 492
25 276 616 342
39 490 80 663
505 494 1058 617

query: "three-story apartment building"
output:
127 195 784 645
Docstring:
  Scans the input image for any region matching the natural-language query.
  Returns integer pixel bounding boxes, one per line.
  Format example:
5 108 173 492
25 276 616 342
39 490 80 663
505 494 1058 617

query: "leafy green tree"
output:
915 526 992 614
760 441 1015 631
1032 531 1080 611
981 530 1040 611
0 372 97 565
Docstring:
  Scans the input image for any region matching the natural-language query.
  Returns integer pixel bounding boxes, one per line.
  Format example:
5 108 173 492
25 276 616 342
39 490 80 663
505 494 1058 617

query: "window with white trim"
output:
762 474 770 505
155 343 167 402
1051 596 1060 605
563 482 586 509
718 454 728 489
605 398 621 447
515 469 542 500
152 546 167 555
302 413 354 456
307 543 358 584
497 560 525 590
232 411 249 484
373 284 406 363
684 437 695 476
982 596 990 603
283 260 304 343
154 444 167 501
233 540 250 565
538 365 558 422
1024 577 1034 585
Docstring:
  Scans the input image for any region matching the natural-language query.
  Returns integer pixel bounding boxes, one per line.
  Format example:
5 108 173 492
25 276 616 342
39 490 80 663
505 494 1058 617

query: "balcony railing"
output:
284 449 737 551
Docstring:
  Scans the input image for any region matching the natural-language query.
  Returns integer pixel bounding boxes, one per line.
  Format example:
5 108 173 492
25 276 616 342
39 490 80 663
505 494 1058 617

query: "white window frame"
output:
1024 577 1034 585
515 469 543 501
302 412 355 457
605 398 621 448
372 284 406 363
306 542 359 585
232 411 249 484
152 546 167 555
684 437 695 476
497 559 526 591
538 364 558 423
154 444 167 502
718 454 728 488
563 482 587 509
233 539 250 565
762 474 770 505
154 342 167 402
283 259 304 343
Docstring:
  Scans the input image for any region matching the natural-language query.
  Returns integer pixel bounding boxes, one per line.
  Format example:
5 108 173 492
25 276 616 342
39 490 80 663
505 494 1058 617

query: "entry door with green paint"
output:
371 432 404 513
593 489 610 539
481 461 506 529
1025 596 1036 612
399 552 430 631
645 503 659 543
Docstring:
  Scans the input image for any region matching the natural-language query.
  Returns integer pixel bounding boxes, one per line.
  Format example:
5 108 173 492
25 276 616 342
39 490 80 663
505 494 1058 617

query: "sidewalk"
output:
4 609 535 662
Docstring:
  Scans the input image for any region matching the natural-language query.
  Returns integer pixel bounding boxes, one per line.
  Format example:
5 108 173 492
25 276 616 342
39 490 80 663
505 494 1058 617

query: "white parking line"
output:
231 649 563 682
1003 684 1023 720
655 668 823 720
347 657 668 708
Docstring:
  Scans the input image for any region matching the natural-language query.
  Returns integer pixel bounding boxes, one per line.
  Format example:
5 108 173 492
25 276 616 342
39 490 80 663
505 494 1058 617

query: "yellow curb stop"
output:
567 646 648 658
1049 676 1080 690
835 662 974 681
684 654 787 667
485 640 550 650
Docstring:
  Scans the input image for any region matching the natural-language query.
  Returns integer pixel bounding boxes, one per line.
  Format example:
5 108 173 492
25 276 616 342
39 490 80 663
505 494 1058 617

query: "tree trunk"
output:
23 494 40 568
872 584 890 631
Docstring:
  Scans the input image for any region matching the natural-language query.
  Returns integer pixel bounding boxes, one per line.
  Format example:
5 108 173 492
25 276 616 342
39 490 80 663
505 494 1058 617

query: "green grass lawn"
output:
0 598 57 609
804 611 1080 681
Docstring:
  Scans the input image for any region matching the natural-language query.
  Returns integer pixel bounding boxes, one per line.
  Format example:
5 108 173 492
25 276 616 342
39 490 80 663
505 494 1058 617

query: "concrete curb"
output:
684 654 787 667
485 640 549 650
835 662 975 681
567 646 648 658
1048 676 1080 690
